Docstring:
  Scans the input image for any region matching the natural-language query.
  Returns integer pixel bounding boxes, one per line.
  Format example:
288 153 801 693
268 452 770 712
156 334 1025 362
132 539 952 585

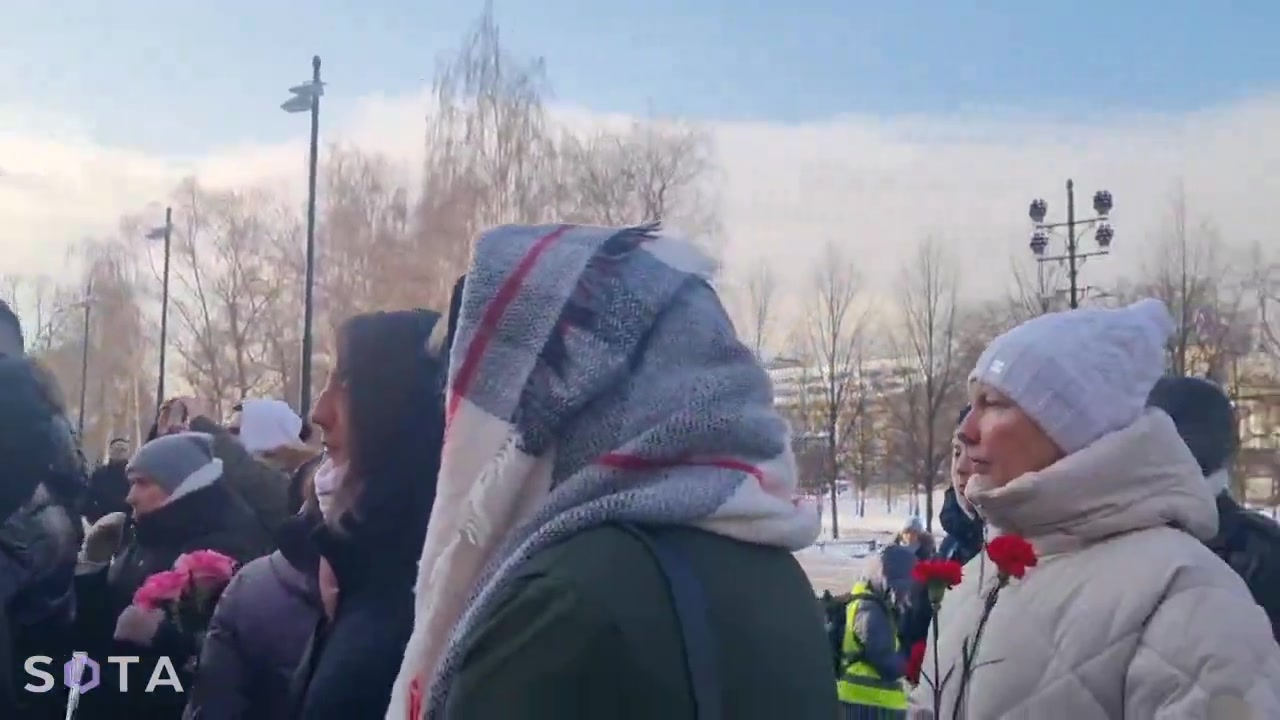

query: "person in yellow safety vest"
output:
836 544 917 720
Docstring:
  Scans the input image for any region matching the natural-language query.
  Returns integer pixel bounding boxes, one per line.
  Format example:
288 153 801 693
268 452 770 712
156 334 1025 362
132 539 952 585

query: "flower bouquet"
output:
129 549 238 672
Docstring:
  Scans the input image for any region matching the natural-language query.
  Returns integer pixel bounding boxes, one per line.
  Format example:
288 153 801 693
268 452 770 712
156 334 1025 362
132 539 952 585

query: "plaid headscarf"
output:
388 223 819 718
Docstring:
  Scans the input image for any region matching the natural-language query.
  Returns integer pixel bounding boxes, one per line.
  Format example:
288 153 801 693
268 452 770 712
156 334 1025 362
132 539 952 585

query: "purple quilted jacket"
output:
183 550 322 718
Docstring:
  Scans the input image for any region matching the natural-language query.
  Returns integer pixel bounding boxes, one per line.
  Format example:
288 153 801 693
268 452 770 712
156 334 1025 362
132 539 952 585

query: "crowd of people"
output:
0 222 1277 719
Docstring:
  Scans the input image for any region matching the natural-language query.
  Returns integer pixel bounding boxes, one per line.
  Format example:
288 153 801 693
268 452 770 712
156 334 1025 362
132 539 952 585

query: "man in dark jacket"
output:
84 438 132 523
149 397 294 538
75 432 273 719
1148 375 1280 641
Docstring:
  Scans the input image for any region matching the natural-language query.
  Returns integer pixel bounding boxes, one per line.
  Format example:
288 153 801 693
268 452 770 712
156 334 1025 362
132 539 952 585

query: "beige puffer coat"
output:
909 410 1280 719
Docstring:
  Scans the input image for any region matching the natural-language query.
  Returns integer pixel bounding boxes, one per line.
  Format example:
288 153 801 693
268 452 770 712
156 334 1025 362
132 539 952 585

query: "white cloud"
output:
2 90 1278 323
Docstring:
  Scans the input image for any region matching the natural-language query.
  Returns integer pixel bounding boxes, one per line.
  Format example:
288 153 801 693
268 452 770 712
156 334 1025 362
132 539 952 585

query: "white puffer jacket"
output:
909 410 1280 719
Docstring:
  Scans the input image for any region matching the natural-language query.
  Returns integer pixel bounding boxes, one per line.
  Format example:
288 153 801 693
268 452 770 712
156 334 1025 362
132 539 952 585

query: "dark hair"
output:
957 404 972 427
328 310 446 545
0 300 22 357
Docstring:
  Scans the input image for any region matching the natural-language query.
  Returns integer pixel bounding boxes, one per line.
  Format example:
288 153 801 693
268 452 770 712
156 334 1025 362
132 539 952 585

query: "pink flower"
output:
132 570 188 610
174 550 237 589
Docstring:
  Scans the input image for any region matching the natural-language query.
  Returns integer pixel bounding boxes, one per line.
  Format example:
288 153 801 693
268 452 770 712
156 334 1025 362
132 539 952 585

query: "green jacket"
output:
444 525 837 720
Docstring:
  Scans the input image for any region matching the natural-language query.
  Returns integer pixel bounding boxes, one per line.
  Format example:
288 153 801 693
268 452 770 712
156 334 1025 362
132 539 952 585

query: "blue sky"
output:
2 0 1278 155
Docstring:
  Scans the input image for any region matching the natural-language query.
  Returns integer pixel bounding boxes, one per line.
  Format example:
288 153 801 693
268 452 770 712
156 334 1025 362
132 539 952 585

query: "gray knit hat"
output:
127 432 223 499
969 298 1173 454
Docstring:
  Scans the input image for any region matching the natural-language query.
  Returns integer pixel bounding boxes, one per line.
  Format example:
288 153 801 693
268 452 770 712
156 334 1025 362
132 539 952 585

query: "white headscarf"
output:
237 399 304 455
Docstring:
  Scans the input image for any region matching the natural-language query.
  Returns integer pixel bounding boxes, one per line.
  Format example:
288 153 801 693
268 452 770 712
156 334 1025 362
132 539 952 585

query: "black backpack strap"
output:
617 523 723 720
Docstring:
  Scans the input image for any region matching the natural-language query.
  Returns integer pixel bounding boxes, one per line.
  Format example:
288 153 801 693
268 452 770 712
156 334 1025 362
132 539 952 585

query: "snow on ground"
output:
795 489 946 593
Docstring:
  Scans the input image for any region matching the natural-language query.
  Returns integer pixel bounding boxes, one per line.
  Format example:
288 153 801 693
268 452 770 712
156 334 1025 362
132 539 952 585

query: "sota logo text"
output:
24 653 185 693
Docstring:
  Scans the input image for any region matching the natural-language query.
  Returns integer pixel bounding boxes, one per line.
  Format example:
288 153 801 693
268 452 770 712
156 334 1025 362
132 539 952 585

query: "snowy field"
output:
792 489 1279 593
794 490 945 593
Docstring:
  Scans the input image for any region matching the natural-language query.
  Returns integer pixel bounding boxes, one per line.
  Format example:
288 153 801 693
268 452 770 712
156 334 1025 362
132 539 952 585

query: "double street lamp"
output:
281 56 324 419
1028 179 1115 309
146 207 173 416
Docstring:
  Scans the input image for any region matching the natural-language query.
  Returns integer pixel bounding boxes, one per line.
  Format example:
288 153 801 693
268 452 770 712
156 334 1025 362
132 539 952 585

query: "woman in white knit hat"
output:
908 299 1280 719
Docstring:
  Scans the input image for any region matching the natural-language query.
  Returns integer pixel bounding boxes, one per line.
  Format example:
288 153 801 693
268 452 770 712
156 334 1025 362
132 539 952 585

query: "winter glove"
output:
114 605 164 646
81 511 127 564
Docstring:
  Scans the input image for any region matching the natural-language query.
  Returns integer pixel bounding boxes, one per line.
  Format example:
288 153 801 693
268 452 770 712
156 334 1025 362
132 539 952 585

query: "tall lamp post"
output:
146 207 173 416
74 282 94 436
1028 179 1116 309
281 55 324 418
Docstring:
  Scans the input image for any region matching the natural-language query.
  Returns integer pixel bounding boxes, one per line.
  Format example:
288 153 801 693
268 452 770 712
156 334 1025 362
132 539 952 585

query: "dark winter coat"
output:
1208 493 1280 641
84 461 131 523
442 524 839 720
184 512 322 719
0 357 87 717
291 513 427 719
74 481 273 720
936 487 984 565
189 417 294 538
1 484 81 718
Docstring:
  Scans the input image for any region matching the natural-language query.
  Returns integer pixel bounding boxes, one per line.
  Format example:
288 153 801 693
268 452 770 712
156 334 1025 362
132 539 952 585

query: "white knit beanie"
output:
969 298 1174 454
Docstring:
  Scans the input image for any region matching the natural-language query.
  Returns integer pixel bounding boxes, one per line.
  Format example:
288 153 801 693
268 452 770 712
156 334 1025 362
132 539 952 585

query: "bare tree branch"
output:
886 237 963 532
804 241 867 538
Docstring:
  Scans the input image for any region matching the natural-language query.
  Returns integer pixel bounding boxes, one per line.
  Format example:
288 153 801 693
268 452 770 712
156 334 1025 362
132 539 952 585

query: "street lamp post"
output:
282 55 324 419
75 281 93 437
1028 179 1115 309
146 207 173 416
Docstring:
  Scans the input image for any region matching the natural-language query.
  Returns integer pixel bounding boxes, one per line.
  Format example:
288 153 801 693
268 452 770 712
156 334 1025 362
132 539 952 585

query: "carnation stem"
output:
930 600 942 714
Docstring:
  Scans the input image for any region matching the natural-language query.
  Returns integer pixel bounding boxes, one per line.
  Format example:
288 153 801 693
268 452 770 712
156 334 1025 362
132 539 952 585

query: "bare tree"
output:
18 240 150 459
413 5 723 290
841 353 884 517
736 260 777 358
1138 186 1247 379
0 273 77 352
887 237 963 532
1009 253 1064 320
805 242 866 539
151 179 299 414
559 119 723 259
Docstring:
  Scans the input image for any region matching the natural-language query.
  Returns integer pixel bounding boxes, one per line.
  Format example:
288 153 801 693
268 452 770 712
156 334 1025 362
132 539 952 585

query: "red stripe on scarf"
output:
596 452 785 499
448 224 574 421
408 676 422 719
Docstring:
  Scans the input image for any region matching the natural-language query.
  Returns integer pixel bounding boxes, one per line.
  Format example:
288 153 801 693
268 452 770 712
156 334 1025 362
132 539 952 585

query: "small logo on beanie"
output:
989 359 1005 375
1206 693 1251 719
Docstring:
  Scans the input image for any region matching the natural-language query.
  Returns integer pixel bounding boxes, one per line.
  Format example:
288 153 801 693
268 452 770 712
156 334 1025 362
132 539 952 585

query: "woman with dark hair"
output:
291 310 447 719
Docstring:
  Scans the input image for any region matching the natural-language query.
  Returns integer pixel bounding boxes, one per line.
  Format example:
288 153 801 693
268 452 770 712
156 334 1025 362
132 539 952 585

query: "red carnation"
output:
986 535 1038 580
912 559 964 589
912 558 965 605
905 640 927 685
